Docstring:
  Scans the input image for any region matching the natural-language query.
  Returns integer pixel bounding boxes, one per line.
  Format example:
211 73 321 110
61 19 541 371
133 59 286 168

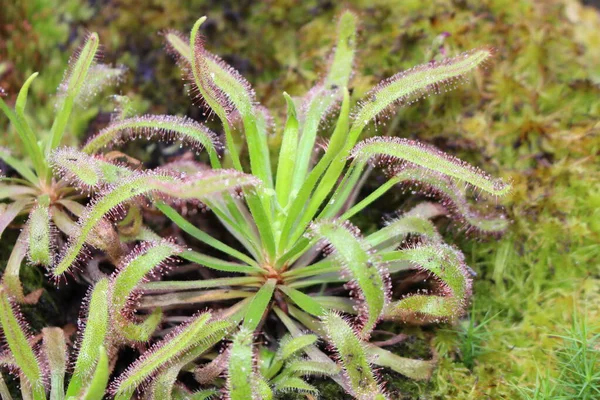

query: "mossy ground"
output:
1 0 599 398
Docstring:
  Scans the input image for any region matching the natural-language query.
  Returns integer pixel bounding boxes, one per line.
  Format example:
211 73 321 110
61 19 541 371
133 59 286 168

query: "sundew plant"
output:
0 10 510 399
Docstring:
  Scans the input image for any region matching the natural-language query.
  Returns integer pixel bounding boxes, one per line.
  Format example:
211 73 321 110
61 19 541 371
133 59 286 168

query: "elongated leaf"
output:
0 147 38 184
384 243 472 323
49 32 100 152
351 137 510 197
2 229 28 302
27 195 53 266
351 47 494 136
82 115 221 159
279 89 352 252
181 250 261 274
156 202 257 266
111 312 230 399
140 289 252 309
0 287 45 400
190 18 264 146
311 221 389 337
291 11 357 190
227 328 255 400
143 276 261 293
42 328 67 400
53 170 258 277
322 312 387 400
66 279 110 398
367 345 435 381
111 240 182 341
367 205 443 249
393 166 510 234
81 346 109 400
243 279 276 331
275 93 299 209
0 199 29 239
51 147 133 190
0 78 45 178
278 285 324 317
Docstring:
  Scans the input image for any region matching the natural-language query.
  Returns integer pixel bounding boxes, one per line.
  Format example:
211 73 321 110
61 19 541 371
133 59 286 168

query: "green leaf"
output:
15 72 38 116
81 346 110 400
291 11 357 191
265 333 319 380
322 312 386 400
2 229 28 302
27 195 53 266
0 287 45 400
285 359 339 377
393 167 510 233
280 89 352 252
181 250 262 275
227 328 256 400
278 285 324 317
384 244 472 323
53 170 258 277
191 17 272 189
51 147 134 189
277 334 319 362
0 148 38 184
254 374 273 400
367 204 443 250
48 32 100 152
42 327 67 400
350 47 494 136
111 240 182 342
143 276 262 293
66 278 110 398
367 345 435 381
273 376 319 396
0 199 29 240
82 115 220 164
275 93 299 210
243 279 276 331
156 202 258 266
0 98 45 179
112 312 230 399
311 221 388 337
351 138 510 197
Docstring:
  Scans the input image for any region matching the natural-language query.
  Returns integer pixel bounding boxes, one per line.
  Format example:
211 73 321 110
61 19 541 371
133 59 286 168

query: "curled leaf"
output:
322 312 387 400
311 220 389 338
384 243 472 323
82 114 221 155
110 239 183 342
351 137 510 197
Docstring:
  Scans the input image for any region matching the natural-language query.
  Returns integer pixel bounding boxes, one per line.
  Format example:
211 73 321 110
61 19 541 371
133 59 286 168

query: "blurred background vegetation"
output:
1 0 599 398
